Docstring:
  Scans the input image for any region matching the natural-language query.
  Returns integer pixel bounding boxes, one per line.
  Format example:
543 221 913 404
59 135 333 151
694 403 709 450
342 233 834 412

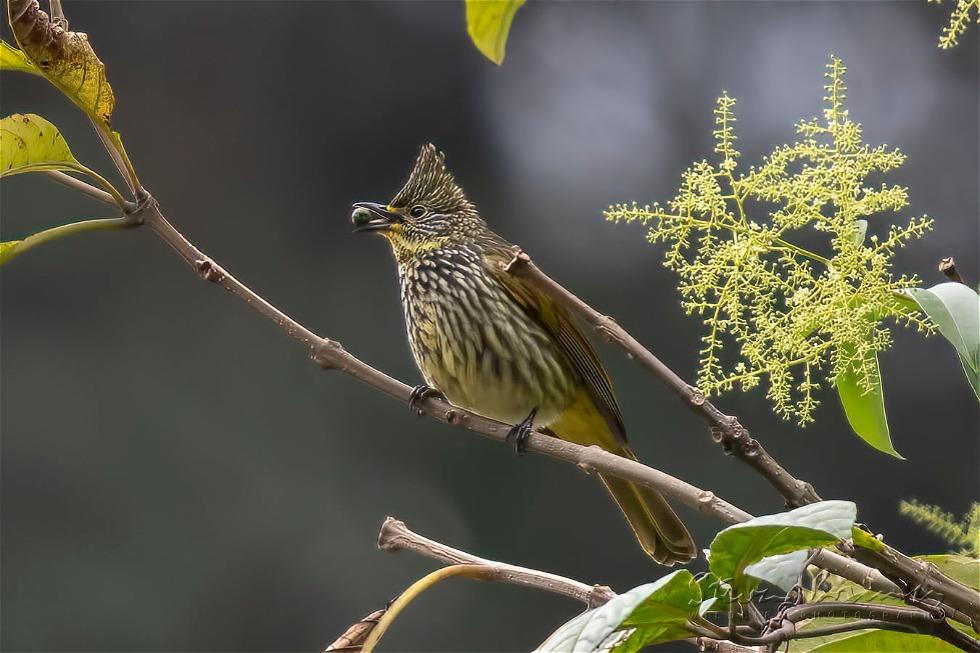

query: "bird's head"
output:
351 144 485 261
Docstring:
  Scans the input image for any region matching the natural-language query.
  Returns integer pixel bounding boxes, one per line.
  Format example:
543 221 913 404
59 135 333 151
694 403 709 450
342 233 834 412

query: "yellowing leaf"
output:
465 0 525 65
1 112 83 176
0 112 125 207
1 39 38 74
8 0 115 122
0 240 22 263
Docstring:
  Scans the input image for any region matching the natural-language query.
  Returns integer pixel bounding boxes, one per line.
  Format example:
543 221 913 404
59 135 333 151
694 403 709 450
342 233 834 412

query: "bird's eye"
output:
409 205 426 218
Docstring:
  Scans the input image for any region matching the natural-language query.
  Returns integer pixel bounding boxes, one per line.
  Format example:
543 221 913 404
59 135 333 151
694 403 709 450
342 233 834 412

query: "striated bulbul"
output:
351 144 696 564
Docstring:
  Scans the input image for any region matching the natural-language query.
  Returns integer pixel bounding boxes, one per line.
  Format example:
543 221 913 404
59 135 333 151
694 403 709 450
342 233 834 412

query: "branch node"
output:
588 585 616 609
194 258 224 283
728 418 745 438
698 490 716 505
311 339 343 368
445 409 461 425
710 426 725 444
576 461 596 476
377 516 406 552
938 257 964 284
688 386 707 406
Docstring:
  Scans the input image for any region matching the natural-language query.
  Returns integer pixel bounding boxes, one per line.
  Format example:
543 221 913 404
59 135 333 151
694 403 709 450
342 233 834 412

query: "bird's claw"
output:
506 408 537 455
408 384 443 416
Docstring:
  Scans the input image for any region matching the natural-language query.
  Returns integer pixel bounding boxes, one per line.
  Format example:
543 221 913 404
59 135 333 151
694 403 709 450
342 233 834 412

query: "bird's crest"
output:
391 144 473 214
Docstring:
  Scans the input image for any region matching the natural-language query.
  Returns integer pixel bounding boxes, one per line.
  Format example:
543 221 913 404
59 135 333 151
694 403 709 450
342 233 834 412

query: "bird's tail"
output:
599 447 697 565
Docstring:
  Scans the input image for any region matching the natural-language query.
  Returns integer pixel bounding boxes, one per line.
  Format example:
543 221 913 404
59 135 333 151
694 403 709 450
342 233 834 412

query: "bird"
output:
350 144 696 564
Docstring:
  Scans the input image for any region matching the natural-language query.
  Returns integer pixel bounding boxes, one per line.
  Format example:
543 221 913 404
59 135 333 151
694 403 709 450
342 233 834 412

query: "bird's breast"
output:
398 251 577 426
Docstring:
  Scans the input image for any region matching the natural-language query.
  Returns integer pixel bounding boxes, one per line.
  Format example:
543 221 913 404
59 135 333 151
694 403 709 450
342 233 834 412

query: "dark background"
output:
1 2 977 651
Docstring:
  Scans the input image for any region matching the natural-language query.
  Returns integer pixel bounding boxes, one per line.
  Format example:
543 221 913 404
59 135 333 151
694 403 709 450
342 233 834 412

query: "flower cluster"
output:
606 57 933 425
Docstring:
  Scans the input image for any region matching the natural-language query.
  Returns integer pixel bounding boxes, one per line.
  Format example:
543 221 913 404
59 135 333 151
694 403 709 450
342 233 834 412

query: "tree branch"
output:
373 516 758 652
772 602 980 651
375 519 979 652
106 191 970 630
501 249 980 629
378 517 615 608
501 248 821 509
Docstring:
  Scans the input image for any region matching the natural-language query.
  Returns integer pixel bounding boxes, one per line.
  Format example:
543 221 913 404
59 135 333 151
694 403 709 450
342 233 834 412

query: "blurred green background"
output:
1 2 977 651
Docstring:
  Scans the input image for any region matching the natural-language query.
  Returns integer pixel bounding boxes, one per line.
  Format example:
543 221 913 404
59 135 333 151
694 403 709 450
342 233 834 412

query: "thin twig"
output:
502 248 821 509
378 517 615 608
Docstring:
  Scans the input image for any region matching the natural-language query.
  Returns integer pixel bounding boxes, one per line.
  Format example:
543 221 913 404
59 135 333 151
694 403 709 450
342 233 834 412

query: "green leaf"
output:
802 554 978 652
836 340 901 458
906 283 980 400
1 40 38 74
788 625 963 652
851 526 885 553
0 112 122 205
708 500 856 599
8 0 115 122
1 113 84 176
534 571 700 653
696 573 732 614
465 0 525 65
915 554 979 590
744 550 809 592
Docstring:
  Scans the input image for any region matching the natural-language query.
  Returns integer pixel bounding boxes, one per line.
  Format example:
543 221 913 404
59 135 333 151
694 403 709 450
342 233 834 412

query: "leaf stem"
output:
1 216 132 264
91 119 142 196
74 163 129 209
360 565 493 653
42 170 134 211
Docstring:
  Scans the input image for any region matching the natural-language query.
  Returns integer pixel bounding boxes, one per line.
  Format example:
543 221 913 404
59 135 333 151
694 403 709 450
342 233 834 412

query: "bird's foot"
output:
506 408 538 455
408 384 443 416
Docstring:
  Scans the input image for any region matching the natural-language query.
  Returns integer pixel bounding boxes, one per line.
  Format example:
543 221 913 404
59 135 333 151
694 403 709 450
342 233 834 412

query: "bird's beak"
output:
351 202 398 233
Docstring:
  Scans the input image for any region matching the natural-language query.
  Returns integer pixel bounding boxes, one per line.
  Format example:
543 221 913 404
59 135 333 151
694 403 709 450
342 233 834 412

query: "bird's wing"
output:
485 245 627 445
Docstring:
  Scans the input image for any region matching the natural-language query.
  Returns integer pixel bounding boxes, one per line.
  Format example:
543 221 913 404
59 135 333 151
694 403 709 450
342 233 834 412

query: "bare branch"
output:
502 248 821 509
378 517 615 608
375 517 758 652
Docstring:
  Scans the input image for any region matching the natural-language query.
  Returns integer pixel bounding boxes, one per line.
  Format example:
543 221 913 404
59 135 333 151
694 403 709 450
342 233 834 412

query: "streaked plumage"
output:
352 144 696 564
